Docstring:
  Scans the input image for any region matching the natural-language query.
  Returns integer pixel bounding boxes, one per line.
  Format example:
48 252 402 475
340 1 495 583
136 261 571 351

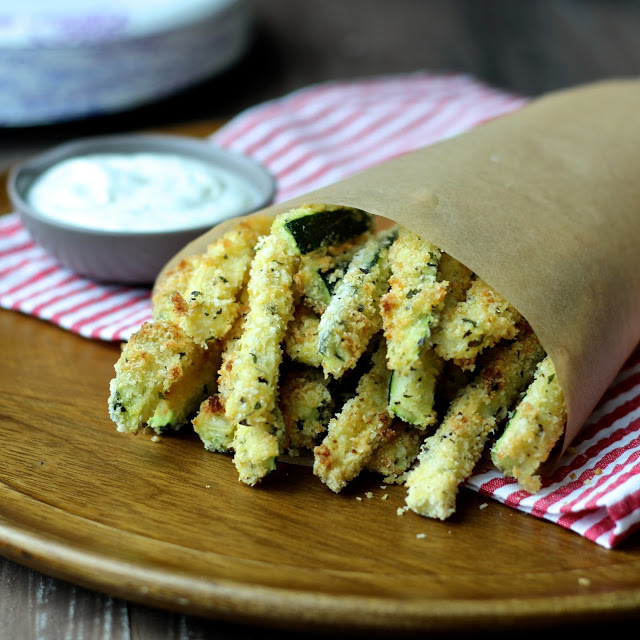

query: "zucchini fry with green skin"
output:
491 356 566 492
432 277 522 371
108 320 210 434
317 227 398 379
294 238 364 314
313 342 393 492
388 349 444 428
283 304 323 368
366 420 423 484
192 394 237 453
232 406 285 485
280 365 334 454
279 204 373 255
147 344 221 432
405 327 545 520
224 207 373 427
380 227 447 373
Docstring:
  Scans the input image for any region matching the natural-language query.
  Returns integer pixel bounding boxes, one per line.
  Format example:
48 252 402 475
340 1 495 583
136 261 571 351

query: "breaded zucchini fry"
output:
108 320 211 433
192 394 237 453
294 238 364 314
388 349 444 428
313 341 393 492
437 253 474 306
223 227 298 427
433 277 522 370
491 356 566 492
152 255 199 322
405 327 545 520
317 227 398 378
216 303 248 404
283 304 323 368
225 207 373 427
279 365 334 454
366 421 423 484
147 345 221 432
170 221 263 346
380 227 447 373
232 406 285 485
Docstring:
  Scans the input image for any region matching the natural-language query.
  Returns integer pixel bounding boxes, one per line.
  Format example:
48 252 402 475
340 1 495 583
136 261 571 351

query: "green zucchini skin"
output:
317 227 398 378
283 207 373 254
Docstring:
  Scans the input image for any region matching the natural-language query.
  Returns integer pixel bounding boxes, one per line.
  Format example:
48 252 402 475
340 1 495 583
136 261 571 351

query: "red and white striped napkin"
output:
1 72 638 548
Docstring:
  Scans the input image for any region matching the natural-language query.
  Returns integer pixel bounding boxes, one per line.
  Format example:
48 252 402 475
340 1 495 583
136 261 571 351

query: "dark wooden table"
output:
2 2 640 638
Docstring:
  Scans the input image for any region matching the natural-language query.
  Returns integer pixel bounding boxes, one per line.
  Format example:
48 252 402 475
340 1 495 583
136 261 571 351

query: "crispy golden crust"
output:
232 406 285 485
380 227 447 373
112 213 569 515
279 365 334 454
192 394 237 453
108 320 208 433
170 222 261 346
491 356 566 492
433 277 522 370
366 421 423 484
317 228 396 378
405 327 545 519
223 229 297 427
283 304 323 368
313 342 393 492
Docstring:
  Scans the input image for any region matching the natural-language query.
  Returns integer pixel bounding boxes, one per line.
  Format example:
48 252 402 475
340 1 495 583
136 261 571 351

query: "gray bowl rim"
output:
8 132 276 239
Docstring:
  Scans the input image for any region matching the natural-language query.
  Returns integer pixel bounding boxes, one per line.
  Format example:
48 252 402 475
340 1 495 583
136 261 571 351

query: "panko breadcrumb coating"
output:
491 356 566 492
109 320 214 434
110 206 568 521
405 327 545 520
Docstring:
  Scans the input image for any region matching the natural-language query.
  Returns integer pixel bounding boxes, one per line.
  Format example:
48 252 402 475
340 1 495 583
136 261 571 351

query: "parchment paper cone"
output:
157 79 640 461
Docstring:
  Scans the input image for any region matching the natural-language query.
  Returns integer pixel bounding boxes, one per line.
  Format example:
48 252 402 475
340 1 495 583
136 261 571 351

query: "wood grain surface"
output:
2 126 640 638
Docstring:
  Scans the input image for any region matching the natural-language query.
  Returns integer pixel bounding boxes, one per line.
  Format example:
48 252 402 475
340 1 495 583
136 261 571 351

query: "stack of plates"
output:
0 0 252 126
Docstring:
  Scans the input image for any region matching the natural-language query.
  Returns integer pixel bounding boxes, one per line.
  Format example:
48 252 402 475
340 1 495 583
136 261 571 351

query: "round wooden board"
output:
1 308 640 634
2 121 640 634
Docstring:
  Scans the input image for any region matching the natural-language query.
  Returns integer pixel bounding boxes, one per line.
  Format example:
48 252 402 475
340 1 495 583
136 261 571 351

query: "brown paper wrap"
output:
157 79 640 455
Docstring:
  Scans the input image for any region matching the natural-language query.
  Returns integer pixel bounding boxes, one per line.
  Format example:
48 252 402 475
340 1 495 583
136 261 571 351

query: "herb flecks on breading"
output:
432 277 522 370
491 356 566 492
169 221 264 347
381 227 447 374
314 341 393 492
109 320 213 434
405 327 545 520
317 227 398 379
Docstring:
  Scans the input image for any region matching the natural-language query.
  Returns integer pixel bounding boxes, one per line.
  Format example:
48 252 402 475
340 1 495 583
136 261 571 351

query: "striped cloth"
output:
1 72 638 548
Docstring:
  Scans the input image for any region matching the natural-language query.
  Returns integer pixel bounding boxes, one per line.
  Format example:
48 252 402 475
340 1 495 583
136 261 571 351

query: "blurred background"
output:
2 0 640 168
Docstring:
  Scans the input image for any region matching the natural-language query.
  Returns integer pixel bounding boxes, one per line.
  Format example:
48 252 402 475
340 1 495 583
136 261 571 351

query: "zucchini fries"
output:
109 205 568 520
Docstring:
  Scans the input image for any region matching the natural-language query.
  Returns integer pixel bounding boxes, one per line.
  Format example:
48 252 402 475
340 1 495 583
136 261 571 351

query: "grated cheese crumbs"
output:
416 533 427 539
150 435 160 442
594 468 603 475
479 503 488 510
381 494 389 500
578 577 591 587
365 491 373 499
356 496 362 501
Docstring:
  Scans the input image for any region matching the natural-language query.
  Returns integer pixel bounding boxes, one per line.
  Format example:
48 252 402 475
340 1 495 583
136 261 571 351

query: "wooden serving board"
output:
1 121 640 634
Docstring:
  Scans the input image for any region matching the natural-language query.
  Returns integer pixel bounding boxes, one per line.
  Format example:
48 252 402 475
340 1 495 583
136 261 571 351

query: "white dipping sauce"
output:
28 152 258 232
